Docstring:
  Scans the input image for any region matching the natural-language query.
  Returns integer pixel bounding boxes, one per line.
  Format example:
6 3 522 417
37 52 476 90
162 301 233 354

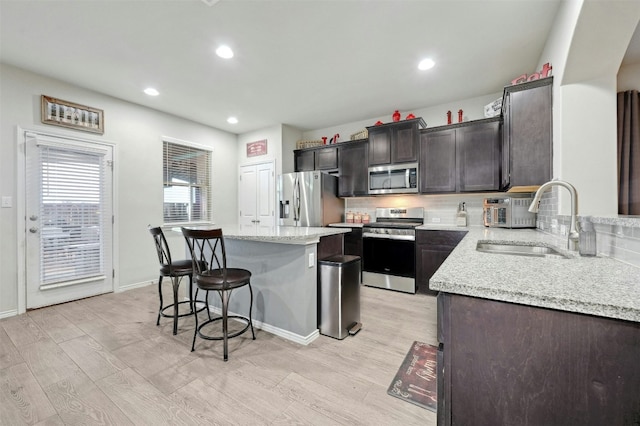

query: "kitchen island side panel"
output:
211 239 319 341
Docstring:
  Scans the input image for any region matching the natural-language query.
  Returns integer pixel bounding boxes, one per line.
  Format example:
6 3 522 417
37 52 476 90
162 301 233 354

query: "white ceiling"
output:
1 0 633 135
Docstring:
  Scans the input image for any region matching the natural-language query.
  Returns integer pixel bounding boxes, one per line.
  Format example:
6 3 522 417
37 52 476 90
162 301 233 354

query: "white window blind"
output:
39 145 107 285
163 140 211 223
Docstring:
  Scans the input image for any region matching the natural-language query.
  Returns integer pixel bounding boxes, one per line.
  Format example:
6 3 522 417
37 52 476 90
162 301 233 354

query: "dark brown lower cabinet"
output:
343 228 363 260
437 293 640 426
415 230 466 295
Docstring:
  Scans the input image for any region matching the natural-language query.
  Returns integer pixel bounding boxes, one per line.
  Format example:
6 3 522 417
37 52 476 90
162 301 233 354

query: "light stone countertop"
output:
328 222 365 228
416 224 471 232
177 224 349 245
429 226 640 323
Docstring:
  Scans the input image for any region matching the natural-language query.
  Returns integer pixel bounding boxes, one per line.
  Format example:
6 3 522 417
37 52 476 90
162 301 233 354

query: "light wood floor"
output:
0 283 438 425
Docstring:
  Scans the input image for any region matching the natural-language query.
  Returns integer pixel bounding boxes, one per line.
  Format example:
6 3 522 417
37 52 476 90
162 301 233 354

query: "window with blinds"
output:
39 145 107 285
163 140 212 223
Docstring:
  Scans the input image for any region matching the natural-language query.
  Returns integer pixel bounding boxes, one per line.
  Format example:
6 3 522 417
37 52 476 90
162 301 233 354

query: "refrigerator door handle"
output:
293 175 301 223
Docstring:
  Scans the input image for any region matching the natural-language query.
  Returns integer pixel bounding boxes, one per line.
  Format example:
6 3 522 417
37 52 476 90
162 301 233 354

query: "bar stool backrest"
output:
149 226 174 273
182 228 228 282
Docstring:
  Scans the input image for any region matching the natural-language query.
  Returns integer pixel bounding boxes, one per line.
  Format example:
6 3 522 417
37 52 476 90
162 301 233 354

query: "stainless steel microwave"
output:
368 163 419 195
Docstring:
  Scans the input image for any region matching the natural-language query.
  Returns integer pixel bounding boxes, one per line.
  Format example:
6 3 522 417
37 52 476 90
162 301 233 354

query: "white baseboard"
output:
204 304 319 346
116 280 155 292
0 309 18 320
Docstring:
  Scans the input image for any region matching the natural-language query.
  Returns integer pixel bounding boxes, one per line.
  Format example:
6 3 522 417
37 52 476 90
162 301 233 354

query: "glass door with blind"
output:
25 132 113 309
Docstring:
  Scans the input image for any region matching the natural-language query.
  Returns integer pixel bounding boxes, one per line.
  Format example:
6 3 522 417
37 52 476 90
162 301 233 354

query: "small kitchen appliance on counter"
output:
483 195 536 228
362 207 424 294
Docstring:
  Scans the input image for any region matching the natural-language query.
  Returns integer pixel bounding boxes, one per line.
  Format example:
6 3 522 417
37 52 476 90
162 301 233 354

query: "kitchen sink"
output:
476 241 569 259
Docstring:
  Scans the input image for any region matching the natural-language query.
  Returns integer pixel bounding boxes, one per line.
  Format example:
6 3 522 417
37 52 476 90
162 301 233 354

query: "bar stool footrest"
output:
160 300 207 319
196 315 254 341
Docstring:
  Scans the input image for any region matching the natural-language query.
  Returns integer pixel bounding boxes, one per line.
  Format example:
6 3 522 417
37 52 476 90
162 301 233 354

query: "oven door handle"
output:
363 233 415 241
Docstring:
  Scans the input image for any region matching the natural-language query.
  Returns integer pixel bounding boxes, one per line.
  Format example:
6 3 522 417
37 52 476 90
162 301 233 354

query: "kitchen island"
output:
179 224 350 345
430 227 640 426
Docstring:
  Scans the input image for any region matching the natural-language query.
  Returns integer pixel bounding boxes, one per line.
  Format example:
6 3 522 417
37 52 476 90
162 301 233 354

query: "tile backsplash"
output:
534 187 640 268
344 193 494 227
344 189 640 268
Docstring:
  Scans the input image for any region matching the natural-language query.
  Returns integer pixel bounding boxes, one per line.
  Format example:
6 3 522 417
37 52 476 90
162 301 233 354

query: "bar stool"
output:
181 227 255 361
149 226 208 335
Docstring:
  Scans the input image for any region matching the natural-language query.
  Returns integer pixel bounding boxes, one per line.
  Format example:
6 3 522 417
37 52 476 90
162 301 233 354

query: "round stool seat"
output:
195 268 251 291
159 259 193 276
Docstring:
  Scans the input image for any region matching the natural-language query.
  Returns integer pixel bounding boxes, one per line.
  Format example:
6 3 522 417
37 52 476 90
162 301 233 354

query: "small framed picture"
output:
41 95 104 134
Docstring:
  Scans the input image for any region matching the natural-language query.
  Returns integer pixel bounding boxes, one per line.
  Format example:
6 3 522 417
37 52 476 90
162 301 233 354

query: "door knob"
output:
29 227 38 233
29 215 38 221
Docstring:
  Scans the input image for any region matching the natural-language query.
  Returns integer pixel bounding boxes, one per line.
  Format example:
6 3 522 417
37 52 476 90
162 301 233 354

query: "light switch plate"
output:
431 217 441 223
308 253 314 268
1 196 12 208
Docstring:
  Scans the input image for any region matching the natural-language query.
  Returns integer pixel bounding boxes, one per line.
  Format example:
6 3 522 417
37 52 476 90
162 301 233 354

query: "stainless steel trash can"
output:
318 255 362 339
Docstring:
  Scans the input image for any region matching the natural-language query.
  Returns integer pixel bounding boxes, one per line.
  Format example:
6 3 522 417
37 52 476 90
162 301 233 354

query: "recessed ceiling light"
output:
216 45 234 59
418 58 435 71
144 88 159 96
227 116 238 124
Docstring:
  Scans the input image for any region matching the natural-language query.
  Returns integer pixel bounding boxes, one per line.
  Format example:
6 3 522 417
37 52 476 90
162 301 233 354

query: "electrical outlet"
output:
1 196 12 208
431 217 441 223
308 253 314 268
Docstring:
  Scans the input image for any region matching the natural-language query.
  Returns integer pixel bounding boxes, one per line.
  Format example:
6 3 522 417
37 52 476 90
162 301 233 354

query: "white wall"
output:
237 125 282 175
618 63 640 91
282 124 302 174
302 92 501 142
536 0 640 217
0 63 239 315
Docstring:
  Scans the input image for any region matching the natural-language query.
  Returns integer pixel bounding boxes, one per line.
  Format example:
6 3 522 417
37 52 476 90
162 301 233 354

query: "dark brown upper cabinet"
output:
420 117 501 193
294 145 338 172
502 77 553 188
338 140 368 197
366 118 425 166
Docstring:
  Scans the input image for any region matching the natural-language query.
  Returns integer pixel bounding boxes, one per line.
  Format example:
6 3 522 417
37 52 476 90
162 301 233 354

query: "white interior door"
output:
239 165 258 226
238 162 275 228
25 132 114 309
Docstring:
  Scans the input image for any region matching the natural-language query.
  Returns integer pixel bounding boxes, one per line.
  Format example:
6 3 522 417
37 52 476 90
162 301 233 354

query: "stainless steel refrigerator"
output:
278 171 344 227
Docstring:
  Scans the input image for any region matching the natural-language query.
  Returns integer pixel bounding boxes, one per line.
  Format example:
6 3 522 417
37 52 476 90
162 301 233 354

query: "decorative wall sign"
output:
41 95 104 134
246 139 267 157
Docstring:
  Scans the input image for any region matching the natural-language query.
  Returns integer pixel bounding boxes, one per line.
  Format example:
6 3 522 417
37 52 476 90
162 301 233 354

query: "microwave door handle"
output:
405 169 410 188
493 208 499 225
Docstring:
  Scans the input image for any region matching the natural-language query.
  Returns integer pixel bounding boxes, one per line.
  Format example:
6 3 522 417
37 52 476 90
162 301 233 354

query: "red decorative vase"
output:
392 110 401 122
458 109 463 123
447 111 452 125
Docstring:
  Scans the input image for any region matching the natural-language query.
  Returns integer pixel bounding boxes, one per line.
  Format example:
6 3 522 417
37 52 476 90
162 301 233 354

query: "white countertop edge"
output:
173 225 350 245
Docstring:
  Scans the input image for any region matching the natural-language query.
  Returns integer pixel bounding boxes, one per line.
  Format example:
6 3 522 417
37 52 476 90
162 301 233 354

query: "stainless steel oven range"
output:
362 207 424 294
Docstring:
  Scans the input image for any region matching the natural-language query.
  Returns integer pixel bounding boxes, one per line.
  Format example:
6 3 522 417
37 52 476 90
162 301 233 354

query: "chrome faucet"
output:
528 179 580 251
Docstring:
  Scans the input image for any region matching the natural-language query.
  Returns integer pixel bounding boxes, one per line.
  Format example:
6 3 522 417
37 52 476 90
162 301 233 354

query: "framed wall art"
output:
41 95 104 134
